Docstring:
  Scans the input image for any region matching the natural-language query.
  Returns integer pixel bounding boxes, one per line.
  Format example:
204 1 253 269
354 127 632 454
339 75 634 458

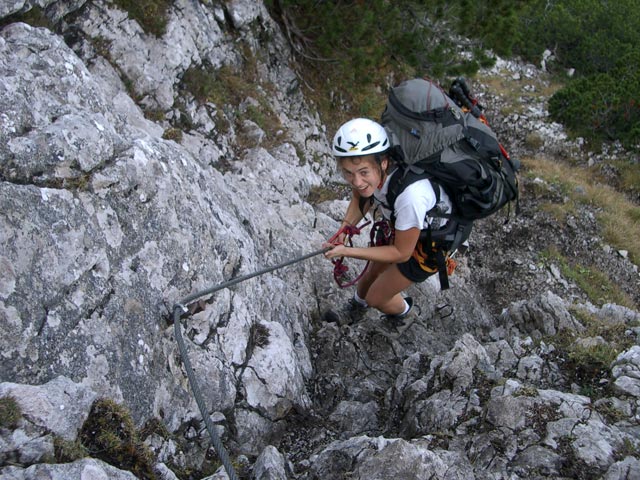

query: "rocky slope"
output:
1 1 639 480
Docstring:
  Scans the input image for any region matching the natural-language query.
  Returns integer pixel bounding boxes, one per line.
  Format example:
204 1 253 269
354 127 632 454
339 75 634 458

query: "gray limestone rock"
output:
0 458 138 479
1 2 640 480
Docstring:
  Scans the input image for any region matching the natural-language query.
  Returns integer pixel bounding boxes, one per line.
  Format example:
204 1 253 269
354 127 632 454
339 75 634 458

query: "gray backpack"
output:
381 77 520 223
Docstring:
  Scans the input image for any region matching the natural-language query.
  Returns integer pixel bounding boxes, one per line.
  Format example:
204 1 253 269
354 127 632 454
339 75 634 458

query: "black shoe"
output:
322 298 368 326
380 297 421 338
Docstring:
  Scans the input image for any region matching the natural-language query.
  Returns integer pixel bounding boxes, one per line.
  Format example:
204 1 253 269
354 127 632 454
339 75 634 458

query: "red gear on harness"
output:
327 221 371 288
328 219 395 288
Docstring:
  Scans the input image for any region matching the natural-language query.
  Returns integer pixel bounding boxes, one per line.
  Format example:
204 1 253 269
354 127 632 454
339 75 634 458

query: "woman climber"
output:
322 118 455 334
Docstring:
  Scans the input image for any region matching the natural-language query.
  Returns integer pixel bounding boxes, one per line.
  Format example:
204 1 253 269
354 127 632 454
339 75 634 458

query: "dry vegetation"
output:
525 156 640 265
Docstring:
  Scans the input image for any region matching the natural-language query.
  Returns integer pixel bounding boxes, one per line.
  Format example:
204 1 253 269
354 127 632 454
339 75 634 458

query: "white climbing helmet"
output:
332 118 389 157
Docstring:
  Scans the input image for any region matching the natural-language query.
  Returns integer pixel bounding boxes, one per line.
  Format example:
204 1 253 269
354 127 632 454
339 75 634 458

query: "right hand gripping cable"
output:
327 221 371 288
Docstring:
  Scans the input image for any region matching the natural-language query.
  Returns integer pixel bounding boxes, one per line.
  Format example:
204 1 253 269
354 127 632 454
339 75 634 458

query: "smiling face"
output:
338 155 388 198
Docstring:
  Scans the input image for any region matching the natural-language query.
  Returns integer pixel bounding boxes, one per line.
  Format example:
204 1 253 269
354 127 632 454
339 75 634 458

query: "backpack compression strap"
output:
422 226 450 290
388 82 464 128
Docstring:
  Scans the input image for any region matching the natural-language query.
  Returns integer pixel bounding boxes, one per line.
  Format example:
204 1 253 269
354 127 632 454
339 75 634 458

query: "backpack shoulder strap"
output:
385 166 431 217
358 195 374 215
387 166 450 225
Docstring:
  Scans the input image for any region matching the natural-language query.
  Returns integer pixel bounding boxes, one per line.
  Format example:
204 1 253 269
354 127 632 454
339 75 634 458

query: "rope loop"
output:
370 219 393 247
328 220 372 288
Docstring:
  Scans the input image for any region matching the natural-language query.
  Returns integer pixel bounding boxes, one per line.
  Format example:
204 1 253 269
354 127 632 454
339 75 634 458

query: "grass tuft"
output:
179 60 283 149
545 306 637 399
162 127 183 143
80 399 156 479
0 396 21 429
306 185 344 205
112 0 171 37
54 437 88 462
540 247 635 308
526 157 640 267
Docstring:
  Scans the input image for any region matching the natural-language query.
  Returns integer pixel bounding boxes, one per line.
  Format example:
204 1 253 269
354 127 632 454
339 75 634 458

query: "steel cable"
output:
172 247 329 480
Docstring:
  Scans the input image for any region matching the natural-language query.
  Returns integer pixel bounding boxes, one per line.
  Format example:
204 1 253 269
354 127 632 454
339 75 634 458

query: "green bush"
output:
512 0 640 77
271 0 640 149
549 68 640 148
267 1 497 98
508 0 640 149
455 0 524 57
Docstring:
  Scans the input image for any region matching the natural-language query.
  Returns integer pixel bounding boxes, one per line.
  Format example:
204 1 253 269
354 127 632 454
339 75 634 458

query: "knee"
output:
364 292 385 310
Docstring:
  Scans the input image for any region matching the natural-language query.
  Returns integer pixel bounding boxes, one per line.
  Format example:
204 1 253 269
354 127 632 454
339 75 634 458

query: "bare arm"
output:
324 227 421 264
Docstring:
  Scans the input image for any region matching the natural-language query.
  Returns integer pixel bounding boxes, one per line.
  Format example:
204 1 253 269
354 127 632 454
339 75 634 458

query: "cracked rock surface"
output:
1 1 639 479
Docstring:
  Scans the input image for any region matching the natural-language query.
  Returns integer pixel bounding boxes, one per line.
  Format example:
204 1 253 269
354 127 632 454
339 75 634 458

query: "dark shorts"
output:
397 239 444 283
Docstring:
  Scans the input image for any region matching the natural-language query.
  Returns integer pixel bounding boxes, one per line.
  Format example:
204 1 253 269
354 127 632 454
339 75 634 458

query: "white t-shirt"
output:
373 169 453 231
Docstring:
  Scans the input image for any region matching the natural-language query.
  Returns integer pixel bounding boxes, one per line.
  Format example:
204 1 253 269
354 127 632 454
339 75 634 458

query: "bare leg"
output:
364 264 413 315
355 261 391 300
